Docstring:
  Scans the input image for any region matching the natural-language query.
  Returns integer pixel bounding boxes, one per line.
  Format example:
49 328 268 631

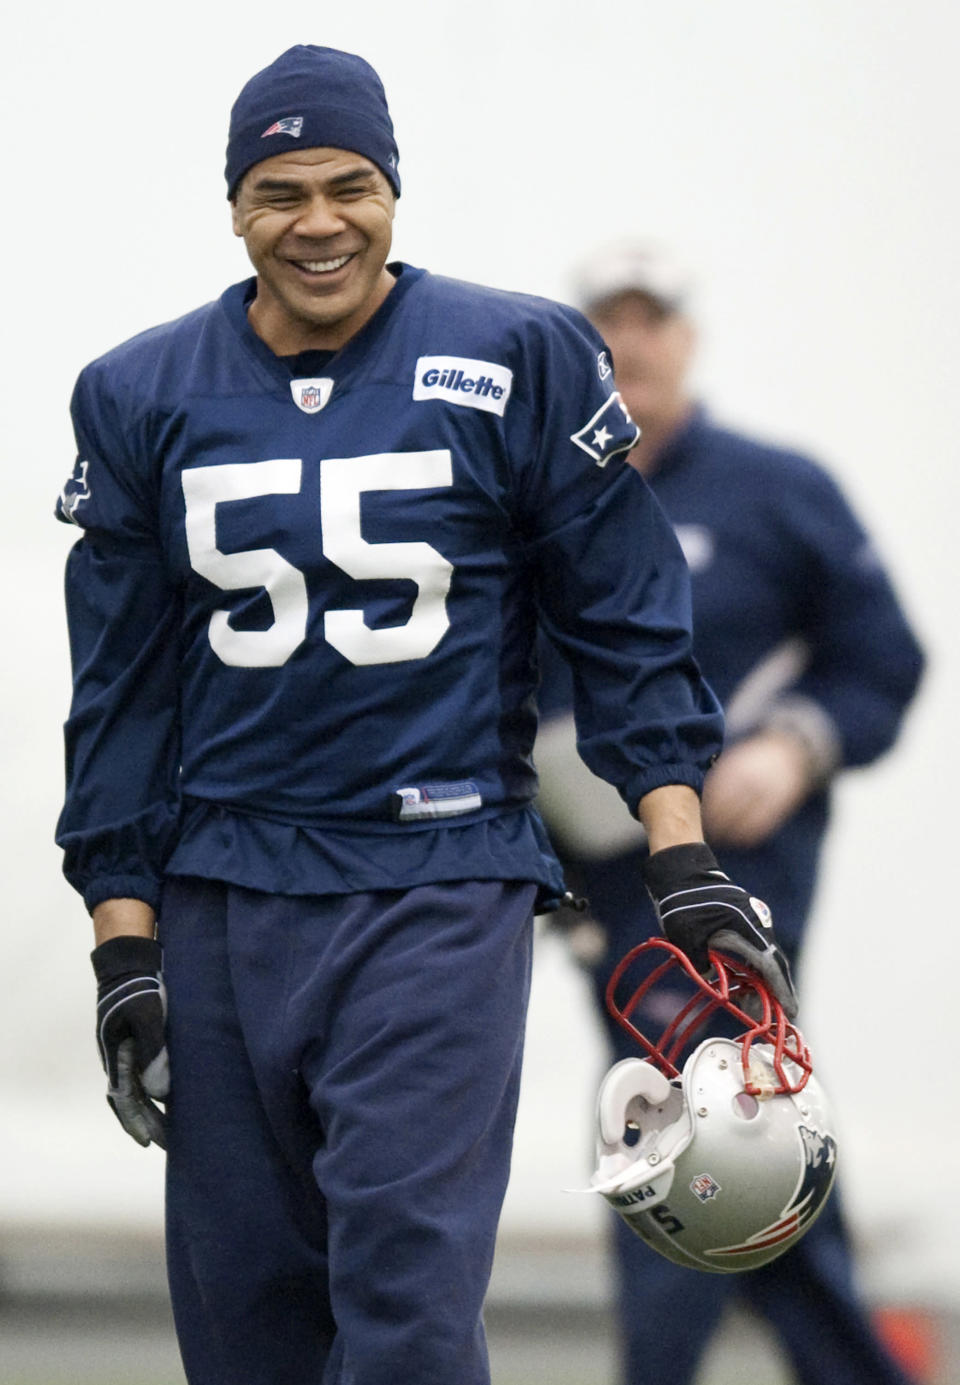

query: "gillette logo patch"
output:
413 356 513 416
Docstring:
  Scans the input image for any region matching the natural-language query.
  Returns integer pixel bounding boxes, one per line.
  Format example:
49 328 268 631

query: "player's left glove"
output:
91 936 169 1149
641 841 798 1018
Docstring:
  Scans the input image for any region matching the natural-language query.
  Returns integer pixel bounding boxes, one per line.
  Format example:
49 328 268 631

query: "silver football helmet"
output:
591 939 838 1273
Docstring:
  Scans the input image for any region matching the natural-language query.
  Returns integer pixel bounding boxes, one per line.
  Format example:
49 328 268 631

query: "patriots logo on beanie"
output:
261 116 304 139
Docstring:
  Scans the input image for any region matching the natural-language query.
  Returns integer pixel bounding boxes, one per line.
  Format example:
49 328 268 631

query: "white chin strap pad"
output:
598 1058 673 1146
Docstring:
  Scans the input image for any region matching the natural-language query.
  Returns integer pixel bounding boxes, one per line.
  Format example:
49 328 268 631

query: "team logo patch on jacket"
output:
570 392 640 467
674 524 715 573
290 378 334 414
413 356 513 417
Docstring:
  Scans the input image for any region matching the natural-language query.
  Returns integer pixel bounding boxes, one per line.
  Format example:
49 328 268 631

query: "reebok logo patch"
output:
391 780 483 822
413 356 513 416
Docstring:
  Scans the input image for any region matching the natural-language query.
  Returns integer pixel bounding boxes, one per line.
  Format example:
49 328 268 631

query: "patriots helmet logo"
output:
261 116 304 139
706 1125 838 1261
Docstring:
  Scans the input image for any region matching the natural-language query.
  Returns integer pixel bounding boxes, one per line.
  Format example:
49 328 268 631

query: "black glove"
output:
641 841 798 1018
91 935 169 1148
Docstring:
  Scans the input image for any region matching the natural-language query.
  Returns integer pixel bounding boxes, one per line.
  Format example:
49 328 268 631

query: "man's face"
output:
590 292 695 431
231 147 396 353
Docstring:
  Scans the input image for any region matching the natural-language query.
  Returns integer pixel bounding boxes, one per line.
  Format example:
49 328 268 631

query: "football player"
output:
58 49 794 1385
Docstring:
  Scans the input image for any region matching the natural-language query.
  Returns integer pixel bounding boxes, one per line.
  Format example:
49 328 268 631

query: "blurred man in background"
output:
536 242 925 1385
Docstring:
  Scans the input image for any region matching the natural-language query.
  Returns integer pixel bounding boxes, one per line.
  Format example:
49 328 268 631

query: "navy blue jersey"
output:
56 266 722 913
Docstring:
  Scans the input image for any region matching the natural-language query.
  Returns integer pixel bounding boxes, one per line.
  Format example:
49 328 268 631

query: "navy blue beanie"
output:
225 45 400 199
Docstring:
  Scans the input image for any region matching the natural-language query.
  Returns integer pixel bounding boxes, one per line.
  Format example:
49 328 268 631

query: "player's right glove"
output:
641 841 799 1018
91 935 169 1149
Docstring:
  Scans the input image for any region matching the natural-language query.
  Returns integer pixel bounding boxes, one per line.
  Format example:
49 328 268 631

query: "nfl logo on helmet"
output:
691 1173 721 1203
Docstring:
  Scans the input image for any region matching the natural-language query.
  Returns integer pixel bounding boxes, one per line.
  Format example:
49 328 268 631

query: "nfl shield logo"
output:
290 377 334 414
690 1173 721 1203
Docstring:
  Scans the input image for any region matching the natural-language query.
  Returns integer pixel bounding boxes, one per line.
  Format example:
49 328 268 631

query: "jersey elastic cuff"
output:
82 875 163 916
626 763 705 817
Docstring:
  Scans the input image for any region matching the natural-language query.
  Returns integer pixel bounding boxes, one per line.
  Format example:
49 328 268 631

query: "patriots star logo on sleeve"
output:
57 457 92 524
570 392 640 467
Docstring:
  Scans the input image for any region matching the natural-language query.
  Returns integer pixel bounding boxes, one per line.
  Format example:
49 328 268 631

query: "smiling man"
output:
232 149 397 352
55 47 796 1385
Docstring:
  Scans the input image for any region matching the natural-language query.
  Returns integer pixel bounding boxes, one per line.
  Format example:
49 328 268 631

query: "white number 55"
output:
182 450 454 669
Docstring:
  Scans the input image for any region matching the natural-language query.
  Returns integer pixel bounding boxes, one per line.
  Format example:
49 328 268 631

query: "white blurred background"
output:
2 0 958 1375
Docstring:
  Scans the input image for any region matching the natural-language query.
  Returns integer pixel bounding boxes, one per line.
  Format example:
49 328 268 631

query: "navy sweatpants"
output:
158 875 536 1385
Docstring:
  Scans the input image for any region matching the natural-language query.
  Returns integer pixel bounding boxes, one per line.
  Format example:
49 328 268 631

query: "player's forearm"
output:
93 898 157 945
637 784 704 854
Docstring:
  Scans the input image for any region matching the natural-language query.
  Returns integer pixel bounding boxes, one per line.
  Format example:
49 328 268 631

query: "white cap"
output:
572 241 695 316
